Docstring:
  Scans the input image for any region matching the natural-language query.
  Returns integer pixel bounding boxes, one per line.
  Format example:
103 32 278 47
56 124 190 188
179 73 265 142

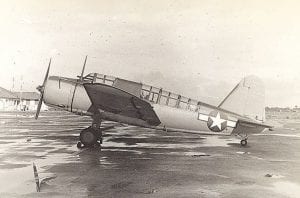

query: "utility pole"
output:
11 77 15 92
19 76 23 111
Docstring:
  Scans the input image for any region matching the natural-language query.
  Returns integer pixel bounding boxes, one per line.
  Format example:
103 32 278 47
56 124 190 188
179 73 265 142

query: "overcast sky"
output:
0 0 299 107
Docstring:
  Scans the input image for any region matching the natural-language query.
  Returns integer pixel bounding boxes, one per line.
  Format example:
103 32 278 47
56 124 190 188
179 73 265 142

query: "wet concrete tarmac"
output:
0 111 300 197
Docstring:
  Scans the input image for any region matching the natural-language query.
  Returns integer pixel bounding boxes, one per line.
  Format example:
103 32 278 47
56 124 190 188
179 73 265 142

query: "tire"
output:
241 139 247 146
80 127 97 147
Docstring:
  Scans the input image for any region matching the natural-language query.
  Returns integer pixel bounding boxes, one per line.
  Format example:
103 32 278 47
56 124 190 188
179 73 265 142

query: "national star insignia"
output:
209 112 227 130
198 111 237 132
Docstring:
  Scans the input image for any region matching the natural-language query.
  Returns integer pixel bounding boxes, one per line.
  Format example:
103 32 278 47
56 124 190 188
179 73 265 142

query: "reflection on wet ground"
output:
0 111 300 197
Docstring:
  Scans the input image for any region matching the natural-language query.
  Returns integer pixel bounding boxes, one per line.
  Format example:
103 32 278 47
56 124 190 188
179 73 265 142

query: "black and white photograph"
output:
0 0 299 197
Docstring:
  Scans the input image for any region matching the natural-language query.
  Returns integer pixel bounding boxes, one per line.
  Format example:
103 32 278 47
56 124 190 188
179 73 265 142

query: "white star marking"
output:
210 112 227 130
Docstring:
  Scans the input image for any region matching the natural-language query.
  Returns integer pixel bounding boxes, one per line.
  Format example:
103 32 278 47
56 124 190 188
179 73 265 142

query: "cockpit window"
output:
84 73 115 86
188 99 199 112
84 73 205 113
159 90 169 105
178 96 189 109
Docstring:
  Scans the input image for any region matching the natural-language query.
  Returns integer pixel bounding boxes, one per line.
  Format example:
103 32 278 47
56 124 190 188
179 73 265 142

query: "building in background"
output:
13 92 47 111
0 87 19 111
0 86 47 111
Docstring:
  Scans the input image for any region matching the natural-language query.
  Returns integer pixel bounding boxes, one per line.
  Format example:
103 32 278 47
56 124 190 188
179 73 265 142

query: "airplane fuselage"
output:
43 74 267 136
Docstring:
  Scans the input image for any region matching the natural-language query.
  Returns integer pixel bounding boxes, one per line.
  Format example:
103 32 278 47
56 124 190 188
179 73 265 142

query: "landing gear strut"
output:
77 115 102 149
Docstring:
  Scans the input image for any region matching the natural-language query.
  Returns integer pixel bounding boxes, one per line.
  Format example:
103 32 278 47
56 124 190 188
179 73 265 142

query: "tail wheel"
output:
80 127 97 147
241 139 247 146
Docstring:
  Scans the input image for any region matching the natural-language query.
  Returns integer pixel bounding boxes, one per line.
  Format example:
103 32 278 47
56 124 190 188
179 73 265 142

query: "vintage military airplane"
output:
35 57 272 148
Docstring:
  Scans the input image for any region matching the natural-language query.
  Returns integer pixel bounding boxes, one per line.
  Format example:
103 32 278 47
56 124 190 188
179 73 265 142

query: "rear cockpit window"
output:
178 96 189 109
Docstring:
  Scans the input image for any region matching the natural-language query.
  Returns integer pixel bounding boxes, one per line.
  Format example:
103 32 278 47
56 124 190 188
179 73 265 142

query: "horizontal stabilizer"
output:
238 118 272 128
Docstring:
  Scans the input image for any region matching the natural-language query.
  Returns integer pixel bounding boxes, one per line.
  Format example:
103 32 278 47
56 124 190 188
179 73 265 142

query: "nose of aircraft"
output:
35 59 51 119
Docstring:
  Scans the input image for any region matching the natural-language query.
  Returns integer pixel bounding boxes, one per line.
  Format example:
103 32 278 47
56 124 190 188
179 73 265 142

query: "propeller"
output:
79 55 88 81
35 58 51 119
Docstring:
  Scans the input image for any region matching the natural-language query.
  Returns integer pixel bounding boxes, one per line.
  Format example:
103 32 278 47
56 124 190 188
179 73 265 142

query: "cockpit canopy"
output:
83 73 200 112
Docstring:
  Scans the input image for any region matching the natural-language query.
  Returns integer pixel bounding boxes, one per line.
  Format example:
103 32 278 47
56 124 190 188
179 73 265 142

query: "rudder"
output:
218 75 265 122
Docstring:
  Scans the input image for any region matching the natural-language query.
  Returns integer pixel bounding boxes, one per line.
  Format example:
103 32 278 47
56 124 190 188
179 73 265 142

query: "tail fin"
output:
218 75 266 122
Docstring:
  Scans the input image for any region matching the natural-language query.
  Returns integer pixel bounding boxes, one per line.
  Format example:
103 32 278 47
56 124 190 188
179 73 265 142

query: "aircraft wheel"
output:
241 139 247 146
77 141 84 149
80 127 97 147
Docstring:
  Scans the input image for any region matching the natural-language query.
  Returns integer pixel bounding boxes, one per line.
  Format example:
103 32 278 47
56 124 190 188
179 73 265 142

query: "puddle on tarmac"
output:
284 127 297 131
0 152 78 195
102 135 236 157
0 138 80 195
102 148 144 155
130 157 152 160
0 165 35 194
255 133 300 138
182 152 210 157
105 133 238 148
0 112 243 196
236 151 251 155
265 174 284 179
2 128 30 133
134 136 238 149
202 136 239 147
103 139 138 148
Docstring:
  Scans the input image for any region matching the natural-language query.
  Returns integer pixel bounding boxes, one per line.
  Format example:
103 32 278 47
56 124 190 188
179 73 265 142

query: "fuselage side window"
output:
168 98 177 107
197 102 201 112
94 73 105 83
159 90 169 105
179 96 189 109
140 83 205 112
159 95 168 105
168 93 178 107
141 89 149 99
150 87 160 103
141 84 151 100
104 75 115 86
157 88 162 103
148 92 159 103
91 73 115 86
189 100 198 112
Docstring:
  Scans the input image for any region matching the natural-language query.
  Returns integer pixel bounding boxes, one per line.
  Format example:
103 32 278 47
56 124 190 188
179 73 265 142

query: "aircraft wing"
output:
83 83 161 126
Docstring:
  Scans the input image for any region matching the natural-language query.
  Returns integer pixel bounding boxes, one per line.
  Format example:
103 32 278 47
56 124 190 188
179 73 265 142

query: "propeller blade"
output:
80 55 88 81
35 58 51 120
35 94 43 119
42 58 51 87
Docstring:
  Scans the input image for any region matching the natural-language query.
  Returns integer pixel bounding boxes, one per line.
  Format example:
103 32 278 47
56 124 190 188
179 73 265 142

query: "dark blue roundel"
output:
207 110 228 132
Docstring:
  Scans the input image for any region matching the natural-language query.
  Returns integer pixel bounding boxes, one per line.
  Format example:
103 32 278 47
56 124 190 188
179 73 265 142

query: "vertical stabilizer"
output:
218 75 265 122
